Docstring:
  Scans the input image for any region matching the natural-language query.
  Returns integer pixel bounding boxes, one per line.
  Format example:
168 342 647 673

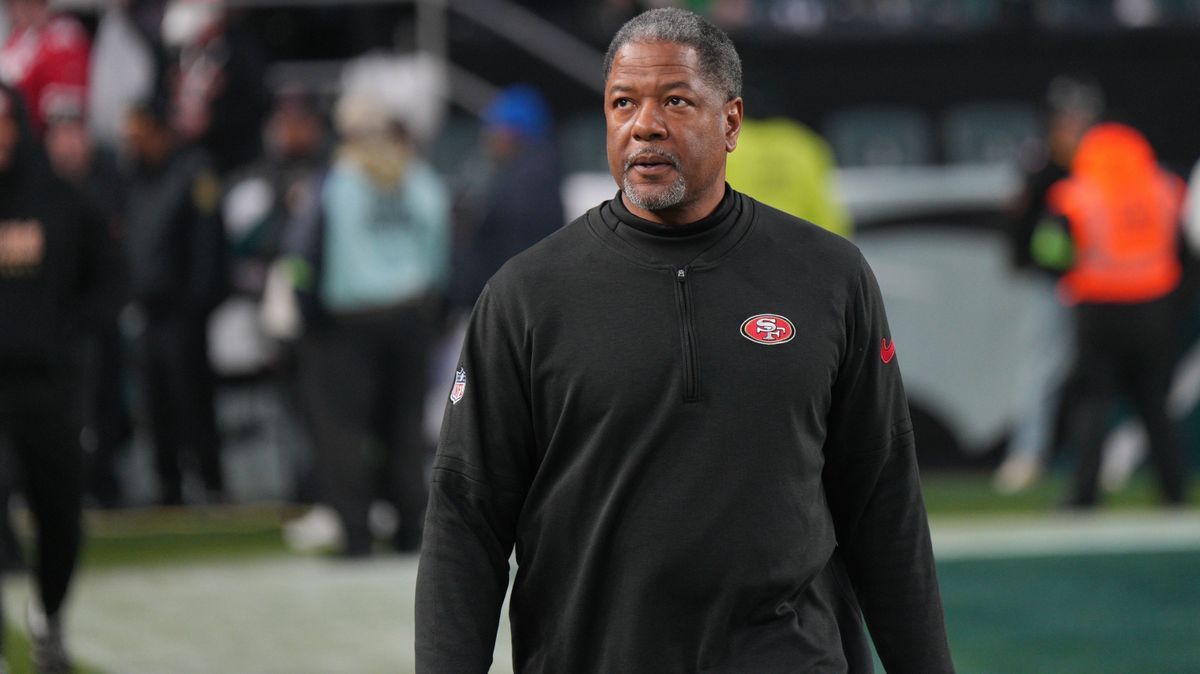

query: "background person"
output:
306 93 449 556
1048 122 1190 508
123 95 229 506
0 81 107 674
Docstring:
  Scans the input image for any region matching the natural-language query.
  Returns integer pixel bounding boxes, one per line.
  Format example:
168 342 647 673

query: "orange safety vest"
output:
1047 123 1185 305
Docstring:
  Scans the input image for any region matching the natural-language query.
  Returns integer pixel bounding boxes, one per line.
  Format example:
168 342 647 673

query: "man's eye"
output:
667 97 686 106
614 98 631 108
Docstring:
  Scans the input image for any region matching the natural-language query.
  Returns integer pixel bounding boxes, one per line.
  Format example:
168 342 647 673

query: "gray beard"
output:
622 172 687 211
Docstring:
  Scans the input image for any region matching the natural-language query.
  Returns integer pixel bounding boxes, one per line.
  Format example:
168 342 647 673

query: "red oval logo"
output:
740 314 795 345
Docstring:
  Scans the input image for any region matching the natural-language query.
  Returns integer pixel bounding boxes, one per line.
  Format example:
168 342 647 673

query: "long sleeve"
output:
821 253 954 673
415 282 537 673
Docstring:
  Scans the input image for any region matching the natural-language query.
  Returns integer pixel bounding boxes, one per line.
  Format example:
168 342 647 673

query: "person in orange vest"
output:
1043 122 1189 507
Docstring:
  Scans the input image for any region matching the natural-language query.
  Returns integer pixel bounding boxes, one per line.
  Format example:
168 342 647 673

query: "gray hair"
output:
603 8 743 102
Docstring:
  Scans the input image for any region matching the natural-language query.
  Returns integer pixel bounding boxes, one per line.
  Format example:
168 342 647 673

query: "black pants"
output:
1061 297 1188 506
0 378 83 651
308 300 435 553
140 313 224 504
82 319 132 507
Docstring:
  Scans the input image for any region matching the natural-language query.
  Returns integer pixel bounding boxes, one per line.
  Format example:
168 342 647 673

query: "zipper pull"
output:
676 268 687 282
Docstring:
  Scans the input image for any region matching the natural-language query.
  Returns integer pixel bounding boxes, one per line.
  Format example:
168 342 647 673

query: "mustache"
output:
623 147 681 172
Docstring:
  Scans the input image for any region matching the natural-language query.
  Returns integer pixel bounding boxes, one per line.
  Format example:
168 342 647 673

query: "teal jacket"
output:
319 157 449 312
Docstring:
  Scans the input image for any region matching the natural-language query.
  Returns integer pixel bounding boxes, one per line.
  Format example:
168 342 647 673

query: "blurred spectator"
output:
0 0 89 137
162 0 269 175
88 3 156 151
0 82 107 674
725 116 851 238
1046 123 1189 508
123 96 228 506
221 88 330 503
45 110 132 508
304 93 449 556
223 88 330 298
994 74 1102 493
450 84 564 312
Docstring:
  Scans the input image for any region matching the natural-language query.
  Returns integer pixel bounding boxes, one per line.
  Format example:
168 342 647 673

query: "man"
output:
1046 123 1189 508
162 0 269 175
993 75 1103 493
45 109 132 508
416 8 953 673
0 82 105 674
123 97 228 506
450 83 565 312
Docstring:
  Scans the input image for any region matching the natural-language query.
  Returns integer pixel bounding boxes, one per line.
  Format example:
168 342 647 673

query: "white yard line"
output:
931 511 1200 560
3 511 1198 674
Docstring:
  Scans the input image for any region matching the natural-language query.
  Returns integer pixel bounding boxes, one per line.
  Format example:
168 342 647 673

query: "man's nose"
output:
632 102 667 142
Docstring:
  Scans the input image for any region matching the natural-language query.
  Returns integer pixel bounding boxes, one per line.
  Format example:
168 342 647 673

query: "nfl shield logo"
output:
450 368 467 405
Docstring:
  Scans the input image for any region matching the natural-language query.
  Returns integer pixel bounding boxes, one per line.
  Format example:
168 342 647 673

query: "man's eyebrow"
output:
607 81 699 96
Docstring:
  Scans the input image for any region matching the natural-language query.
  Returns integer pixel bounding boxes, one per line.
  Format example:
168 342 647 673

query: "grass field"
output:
2 472 1198 673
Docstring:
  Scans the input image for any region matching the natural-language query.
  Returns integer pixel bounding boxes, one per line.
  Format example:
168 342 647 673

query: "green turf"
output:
921 472 1200 516
937 549 1200 674
79 505 291 569
61 474 1198 573
2 628 105 674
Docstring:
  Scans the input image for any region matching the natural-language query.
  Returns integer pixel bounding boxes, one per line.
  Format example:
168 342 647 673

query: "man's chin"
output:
624 179 687 212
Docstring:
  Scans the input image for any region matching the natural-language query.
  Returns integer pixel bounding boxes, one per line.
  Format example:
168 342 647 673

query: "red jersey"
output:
0 15 90 135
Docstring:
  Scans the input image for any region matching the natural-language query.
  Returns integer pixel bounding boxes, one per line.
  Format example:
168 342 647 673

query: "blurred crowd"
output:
0 0 571 668
574 0 1200 36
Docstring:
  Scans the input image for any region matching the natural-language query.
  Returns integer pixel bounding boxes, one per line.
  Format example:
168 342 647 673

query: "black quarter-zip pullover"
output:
416 189 954 673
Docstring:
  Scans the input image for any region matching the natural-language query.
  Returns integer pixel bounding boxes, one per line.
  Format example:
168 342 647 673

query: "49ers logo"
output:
740 314 795 345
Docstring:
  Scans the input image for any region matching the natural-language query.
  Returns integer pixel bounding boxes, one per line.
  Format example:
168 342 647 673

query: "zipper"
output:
673 267 701 402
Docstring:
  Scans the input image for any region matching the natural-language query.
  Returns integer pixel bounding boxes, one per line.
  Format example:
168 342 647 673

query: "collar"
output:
588 184 755 270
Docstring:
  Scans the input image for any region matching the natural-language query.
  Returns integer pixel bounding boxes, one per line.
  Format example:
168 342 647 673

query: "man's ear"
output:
725 97 743 153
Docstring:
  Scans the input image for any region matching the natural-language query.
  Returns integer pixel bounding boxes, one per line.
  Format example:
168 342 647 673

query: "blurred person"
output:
123 95 228 506
0 82 106 674
162 0 269 175
416 8 953 672
994 74 1103 493
1047 123 1189 508
223 88 329 297
87 1 156 150
306 93 448 556
221 88 330 507
726 116 852 238
0 0 88 136
45 110 132 508
450 84 564 312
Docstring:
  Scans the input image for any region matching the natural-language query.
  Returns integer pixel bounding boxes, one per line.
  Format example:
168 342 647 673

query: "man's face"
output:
122 111 169 166
269 107 321 160
46 120 92 181
604 40 741 220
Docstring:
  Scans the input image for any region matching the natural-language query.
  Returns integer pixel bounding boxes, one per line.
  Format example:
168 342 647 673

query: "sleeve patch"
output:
449 367 467 404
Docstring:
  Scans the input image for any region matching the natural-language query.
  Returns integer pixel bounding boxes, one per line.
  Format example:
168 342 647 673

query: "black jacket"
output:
416 188 953 673
126 148 228 316
0 84 109 380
